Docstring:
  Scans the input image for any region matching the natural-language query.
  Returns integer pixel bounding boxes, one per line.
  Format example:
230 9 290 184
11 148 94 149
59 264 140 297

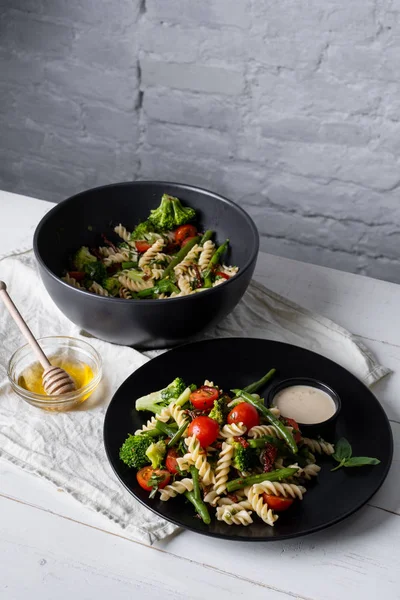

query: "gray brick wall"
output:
0 0 399 282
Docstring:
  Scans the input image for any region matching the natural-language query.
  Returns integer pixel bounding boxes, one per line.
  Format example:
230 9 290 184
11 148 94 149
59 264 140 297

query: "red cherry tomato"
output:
175 224 197 245
165 448 180 475
262 494 294 512
187 416 219 448
136 467 170 492
67 271 85 281
227 402 260 431
135 241 152 253
215 271 230 280
284 418 302 443
190 386 219 410
181 235 197 248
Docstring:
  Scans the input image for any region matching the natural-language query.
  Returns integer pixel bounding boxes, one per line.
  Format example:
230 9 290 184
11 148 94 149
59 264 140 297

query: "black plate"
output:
104 338 393 541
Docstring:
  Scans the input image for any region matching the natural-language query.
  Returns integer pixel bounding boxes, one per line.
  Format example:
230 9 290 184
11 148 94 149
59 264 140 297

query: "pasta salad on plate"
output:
119 370 338 527
62 193 238 299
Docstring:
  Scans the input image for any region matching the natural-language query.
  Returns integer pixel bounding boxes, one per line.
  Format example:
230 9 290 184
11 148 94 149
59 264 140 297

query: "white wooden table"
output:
1 190 399 600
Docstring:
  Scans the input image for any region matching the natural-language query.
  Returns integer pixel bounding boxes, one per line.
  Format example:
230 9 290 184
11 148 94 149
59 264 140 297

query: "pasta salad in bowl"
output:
62 194 238 299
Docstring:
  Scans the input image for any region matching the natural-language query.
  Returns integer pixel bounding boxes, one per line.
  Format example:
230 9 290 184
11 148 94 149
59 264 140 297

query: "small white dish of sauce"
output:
273 384 336 425
268 377 341 434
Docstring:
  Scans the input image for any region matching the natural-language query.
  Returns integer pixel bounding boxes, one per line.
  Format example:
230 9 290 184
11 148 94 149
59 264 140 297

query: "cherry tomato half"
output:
68 271 85 281
135 240 152 253
262 494 294 512
181 235 198 248
175 224 197 245
190 386 219 410
215 271 230 280
227 402 260 431
165 448 180 475
187 416 219 448
284 418 302 443
136 467 170 492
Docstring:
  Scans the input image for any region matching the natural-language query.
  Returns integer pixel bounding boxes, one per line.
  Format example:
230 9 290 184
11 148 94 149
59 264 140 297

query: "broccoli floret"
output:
208 397 228 427
119 433 153 469
148 195 176 231
130 220 156 241
148 194 196 232
73 246 97 271
146 440 166 469
232 441 258 472
103 277 121 296
83 261 107 284
160 377 186 401
135 377 187 414
170 195 196 226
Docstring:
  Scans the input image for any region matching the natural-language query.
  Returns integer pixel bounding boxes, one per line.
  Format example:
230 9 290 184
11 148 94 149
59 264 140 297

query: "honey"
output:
18 356 94 396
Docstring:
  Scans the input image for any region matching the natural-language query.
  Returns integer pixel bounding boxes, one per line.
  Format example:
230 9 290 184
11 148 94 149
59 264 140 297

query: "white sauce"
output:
273 385 336 424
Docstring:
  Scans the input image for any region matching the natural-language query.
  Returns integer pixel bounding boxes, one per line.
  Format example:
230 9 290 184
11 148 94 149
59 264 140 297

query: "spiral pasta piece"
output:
88 281 109 296
218 264 239 277
62 274 84 289
214 442 234 496
138 239 165 269
134 406 170 435
103 250 131 266
217 498 252 510
216 506 253 526
198 240 215 271
118 274 154 292
248 424 293 440
119 286 132 299
177 275 193 296
301 437 335 455
174 244 202 275
151 266 165 280
252 481 306 500
114 223 132 243
180 436 215 485
203 489 221 507
220 422 246 438
245 486 279 526
159 478 194 501
290 463 321 480
168 402 188 428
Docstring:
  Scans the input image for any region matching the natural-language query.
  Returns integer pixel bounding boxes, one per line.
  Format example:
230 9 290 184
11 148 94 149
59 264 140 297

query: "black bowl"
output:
33 181 259 349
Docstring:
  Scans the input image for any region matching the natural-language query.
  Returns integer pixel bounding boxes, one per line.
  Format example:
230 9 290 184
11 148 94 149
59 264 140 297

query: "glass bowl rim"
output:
7 335 102 404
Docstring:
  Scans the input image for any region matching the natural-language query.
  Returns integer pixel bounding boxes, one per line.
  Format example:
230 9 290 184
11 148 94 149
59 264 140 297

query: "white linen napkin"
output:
0 248 390 544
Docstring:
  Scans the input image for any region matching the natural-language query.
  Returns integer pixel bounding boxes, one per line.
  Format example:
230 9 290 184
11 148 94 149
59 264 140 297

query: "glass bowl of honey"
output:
7 336 102 411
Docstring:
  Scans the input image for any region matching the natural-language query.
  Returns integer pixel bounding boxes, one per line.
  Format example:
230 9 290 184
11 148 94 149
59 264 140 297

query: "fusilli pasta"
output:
88 281 109 296
198 240 215 271
245 486 279 526
216 506 253 526
214 442 234 496
252 481 306 500
220 422 247 438
159 478 194 501
138 239 165 269
302 438 335 455
62 274 84 289
248 424 293 440
118 274 154 292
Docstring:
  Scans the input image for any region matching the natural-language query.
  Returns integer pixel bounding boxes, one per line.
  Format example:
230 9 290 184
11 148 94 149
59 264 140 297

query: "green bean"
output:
168 420 188 447
226 468 299 493
203 239 229 288
121 261 138 269
243 368 277 394
231 389 298 454
154 421 178 437
199 230 213 245
189 465 201 501
184 491 211 524
162 235 201 278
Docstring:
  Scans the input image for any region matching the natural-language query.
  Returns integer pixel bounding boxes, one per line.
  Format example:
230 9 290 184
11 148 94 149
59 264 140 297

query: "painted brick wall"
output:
0 1 399 282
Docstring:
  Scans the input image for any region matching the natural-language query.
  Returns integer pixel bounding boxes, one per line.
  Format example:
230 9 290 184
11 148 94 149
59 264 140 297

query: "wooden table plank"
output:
0 495 298 600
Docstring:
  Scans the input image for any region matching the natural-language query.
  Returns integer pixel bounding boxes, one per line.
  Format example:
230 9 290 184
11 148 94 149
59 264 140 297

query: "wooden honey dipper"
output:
0 281 76 395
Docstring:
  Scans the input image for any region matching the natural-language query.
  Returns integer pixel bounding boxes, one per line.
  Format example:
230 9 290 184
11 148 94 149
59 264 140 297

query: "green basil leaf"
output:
343 456 380 467
332 437 352 462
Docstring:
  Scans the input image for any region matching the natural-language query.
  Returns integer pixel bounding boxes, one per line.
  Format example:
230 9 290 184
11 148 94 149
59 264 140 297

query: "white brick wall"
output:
0 0 399 282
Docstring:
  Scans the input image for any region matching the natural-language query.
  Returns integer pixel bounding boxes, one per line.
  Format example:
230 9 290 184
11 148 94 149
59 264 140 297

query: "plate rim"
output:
103 337 394 542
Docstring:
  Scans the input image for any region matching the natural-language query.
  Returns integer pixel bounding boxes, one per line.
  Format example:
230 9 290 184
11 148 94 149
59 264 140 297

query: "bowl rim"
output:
267 376 342 428
33 180 260 304
7 335 102 404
